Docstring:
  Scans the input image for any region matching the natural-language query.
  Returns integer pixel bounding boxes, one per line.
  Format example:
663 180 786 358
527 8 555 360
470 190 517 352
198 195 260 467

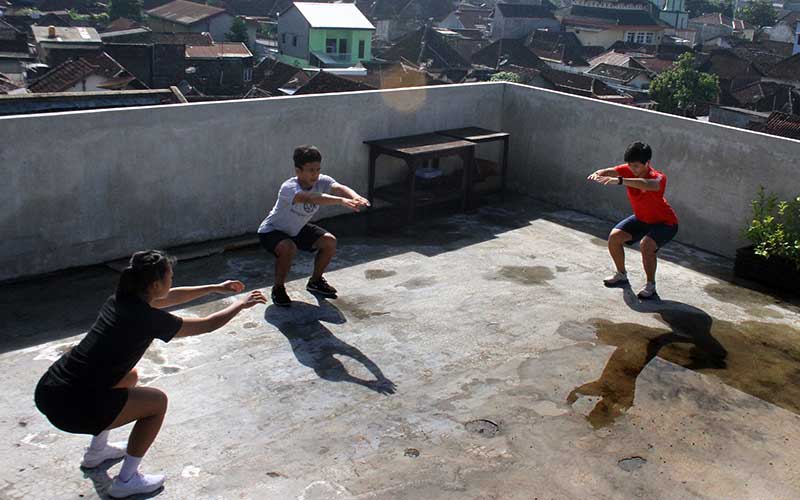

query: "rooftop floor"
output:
2 196 800 499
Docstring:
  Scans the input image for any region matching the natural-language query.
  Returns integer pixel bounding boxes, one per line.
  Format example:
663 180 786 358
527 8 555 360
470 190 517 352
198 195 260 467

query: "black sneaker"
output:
271 285 291 307
306 277 338 297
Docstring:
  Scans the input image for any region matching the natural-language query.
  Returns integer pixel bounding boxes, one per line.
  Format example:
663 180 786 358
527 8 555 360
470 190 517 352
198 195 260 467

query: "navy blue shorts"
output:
614 215 678 250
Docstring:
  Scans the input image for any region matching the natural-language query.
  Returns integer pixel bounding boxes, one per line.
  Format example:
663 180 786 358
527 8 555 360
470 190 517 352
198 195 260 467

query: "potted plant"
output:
735 187 800 293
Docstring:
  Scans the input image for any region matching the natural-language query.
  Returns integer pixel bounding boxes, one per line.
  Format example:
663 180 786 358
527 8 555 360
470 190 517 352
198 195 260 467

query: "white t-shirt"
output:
258 175 336 236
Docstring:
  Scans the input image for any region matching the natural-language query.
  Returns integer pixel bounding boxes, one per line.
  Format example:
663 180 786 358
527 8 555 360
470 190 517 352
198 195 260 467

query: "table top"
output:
436 127 510 143
364 133 475 157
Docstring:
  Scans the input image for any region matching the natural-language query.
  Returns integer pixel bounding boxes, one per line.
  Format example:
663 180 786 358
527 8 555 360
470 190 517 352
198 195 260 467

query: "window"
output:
635 32 646 44
281 33 286 44
644 32 654 44
625 32 635 43
292 35 297 47
339 38 348 54
358 39 365 58
243 67 252 82
326 38 336 53
627 32 655 45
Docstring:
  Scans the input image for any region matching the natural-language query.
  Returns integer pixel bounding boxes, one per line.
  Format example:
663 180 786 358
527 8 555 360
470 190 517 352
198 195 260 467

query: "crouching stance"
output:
34 250 265 497
587 142 679 299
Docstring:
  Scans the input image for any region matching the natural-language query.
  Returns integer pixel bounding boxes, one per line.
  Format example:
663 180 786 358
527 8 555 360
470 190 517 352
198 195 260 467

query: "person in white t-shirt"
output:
258 145 370 306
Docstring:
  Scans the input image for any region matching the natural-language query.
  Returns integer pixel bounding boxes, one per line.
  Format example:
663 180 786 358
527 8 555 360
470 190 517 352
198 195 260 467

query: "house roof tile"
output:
471 38 546 70
28 52 135 93
146 0 227 26
292 70 375 95
755 111 800 139
564 5 665 28
495 2 555 19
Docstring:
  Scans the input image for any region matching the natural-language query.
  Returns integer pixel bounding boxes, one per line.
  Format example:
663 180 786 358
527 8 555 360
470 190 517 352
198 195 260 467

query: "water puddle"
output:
565 308 800 429
364 269 397 280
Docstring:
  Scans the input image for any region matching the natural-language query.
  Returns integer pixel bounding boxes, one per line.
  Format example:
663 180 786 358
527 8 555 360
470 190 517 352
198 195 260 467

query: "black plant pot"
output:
734 246 800 293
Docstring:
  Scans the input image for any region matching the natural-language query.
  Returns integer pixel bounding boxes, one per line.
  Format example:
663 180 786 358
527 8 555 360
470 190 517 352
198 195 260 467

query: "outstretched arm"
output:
330 183 370 206
293 190 368 211
174 290 266 337
152 280 246 309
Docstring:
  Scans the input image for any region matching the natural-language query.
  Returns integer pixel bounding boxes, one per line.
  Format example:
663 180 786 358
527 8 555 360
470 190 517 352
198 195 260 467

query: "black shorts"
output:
34 374 128 436
258 224 328 256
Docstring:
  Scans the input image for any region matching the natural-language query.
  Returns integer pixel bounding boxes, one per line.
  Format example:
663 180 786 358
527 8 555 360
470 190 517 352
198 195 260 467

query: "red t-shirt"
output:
614 164 678 226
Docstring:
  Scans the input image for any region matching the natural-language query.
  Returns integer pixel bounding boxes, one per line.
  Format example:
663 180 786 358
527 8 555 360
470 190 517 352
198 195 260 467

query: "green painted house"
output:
277 2 375 68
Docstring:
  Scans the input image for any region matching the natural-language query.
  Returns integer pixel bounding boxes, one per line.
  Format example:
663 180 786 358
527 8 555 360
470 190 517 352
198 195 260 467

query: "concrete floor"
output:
2 197 800 500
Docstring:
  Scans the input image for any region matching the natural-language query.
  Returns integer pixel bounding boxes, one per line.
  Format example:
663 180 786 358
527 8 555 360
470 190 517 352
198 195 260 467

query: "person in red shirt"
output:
587 142 678 299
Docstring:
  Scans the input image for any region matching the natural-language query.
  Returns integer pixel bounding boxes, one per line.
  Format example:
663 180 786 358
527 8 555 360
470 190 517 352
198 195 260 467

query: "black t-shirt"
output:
44 294 183 390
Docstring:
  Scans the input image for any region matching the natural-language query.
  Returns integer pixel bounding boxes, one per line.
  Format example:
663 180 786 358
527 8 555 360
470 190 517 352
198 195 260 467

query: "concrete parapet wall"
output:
3 81 800 281
0 84 503 281
503 83 800 258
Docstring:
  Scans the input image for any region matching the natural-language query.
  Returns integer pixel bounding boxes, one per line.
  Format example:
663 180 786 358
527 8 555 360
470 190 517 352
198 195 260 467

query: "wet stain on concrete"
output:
566 310 800 429
266 471 287 478
404 448 420 458
487 266 554 286
334 297 390 320
161 366 180 374
704 283 775 307
365 269 397 280
556 266 569 273
591 237 608 248
396 277 437 290
243 322 258 329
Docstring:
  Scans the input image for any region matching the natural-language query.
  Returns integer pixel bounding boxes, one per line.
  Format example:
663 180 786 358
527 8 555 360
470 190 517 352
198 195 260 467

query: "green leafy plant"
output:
744 187 800 268
489 71 524 84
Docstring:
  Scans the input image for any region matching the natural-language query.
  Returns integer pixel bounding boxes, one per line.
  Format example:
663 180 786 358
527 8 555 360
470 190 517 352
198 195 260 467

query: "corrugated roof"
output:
291 2 375 30
586 63 649 83
495 2 555 19
565 6 664 27
147 0 227 25
293 70 375 95
28 52 134 93
186 42 252 58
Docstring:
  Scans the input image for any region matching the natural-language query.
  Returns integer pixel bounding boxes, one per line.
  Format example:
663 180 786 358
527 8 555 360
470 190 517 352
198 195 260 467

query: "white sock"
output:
119 454 142 482
89 430 109 451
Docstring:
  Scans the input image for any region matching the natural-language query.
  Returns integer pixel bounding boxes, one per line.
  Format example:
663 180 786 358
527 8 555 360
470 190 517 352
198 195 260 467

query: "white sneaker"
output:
603 271 628 287
80 442 127 468
637 282 657 299
108 471 165 498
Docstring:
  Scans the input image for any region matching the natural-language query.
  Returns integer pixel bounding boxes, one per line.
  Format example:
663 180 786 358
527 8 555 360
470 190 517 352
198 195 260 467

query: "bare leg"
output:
274 240 297 287
105 387 168 457
311 233 337 281
640 236 658 283
608 229 632 273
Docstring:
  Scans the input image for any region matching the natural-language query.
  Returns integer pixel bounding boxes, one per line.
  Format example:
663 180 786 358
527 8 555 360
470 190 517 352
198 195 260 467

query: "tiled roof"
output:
185 42 252 58
525 33 590 67
253 58 307 94
633 56 674 74
565 6 665 28
755 111 800 140
370 0 456 21
732 46 786 74
146 0 227 25
0 19 21 40
495 2 555 19
586 63 649 83
471 38 546 70
700 49 762 80
292 70 375 96
101 30 214 45
527 29 582 47
767 53 800 81
380 25 470 69
28 52 136 93
103 17 143 32
689 13 752 30
358 60 443 89
539 68 623 98
0 72 20 93
451 7 492 29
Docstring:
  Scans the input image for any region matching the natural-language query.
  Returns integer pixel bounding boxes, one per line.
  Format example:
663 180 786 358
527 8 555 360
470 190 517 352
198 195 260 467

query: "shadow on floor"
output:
264 296 396 395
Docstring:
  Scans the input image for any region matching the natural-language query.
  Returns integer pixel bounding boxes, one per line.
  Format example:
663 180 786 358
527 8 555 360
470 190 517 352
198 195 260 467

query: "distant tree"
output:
685 0 734 18
225 17 249 45
650 52 719 115
736 0 777 28
490 71 524 84
108 0 143 22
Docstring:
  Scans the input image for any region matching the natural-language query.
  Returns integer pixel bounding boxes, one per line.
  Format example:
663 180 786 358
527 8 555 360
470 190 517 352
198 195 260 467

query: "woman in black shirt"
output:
35 250 266 498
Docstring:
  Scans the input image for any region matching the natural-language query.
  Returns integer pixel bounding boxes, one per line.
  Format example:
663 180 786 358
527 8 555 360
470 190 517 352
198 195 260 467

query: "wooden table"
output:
364 133 476 223
436 126 510 193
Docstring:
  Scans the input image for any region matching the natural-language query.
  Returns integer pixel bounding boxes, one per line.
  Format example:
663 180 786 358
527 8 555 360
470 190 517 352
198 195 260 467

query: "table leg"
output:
462 147 474 211
407 159 417 223
368 148 378 205
501 137 509 193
